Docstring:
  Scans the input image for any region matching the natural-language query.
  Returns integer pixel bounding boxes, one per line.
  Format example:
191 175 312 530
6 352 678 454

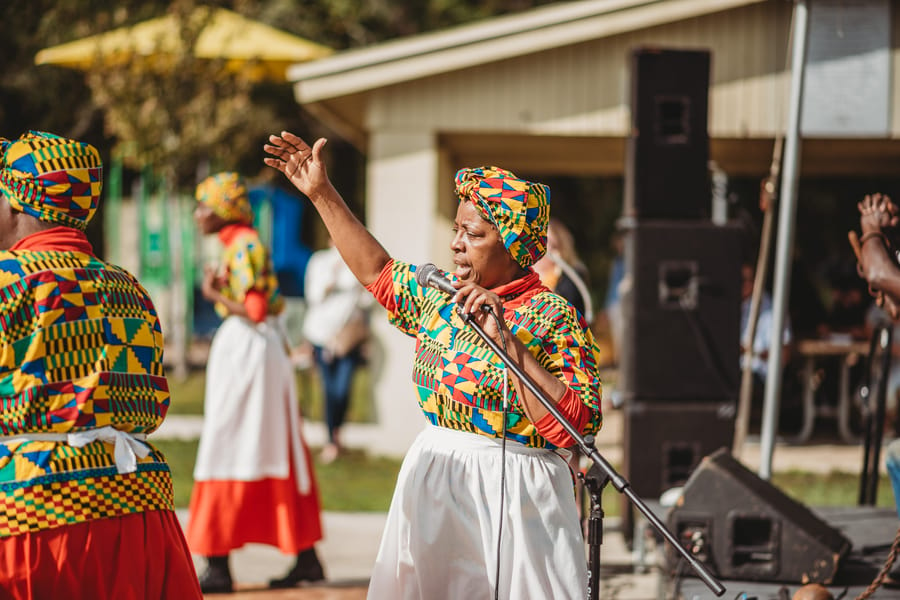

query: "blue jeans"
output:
313 346 359 443
886 438 900 519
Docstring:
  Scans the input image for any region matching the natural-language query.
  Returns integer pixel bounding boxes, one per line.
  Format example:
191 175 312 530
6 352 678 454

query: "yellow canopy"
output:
35 7 332 81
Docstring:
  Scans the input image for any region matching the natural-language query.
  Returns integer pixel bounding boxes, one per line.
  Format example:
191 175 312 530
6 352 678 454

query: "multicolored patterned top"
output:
215 224 284 319
368 260 602 449
0 240 173 537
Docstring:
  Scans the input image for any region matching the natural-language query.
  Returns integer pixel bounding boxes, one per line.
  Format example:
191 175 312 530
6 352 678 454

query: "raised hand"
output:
858 192 899 234
263 132 331 200
201 265 224 302
452 282 509 344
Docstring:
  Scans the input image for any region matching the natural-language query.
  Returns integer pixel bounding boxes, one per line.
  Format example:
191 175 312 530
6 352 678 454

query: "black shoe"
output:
199 556 233 594
269 548 326 588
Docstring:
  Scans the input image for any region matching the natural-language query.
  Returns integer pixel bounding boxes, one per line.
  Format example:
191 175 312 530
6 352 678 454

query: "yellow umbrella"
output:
35 7 332 81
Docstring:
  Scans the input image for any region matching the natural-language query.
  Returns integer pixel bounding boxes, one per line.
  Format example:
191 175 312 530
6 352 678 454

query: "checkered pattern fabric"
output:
195 172 254 225
0 249 173 536
454 166 550 269
0 131 102 231
215 228 284 319
383 261 602 449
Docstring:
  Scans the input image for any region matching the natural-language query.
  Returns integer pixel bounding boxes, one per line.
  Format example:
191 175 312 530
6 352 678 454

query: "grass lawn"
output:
154 439 402 511
154 438 894 515
166 367 376 423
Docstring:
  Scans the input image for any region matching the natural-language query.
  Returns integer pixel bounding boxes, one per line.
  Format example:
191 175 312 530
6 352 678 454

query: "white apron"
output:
367 424 587 600
193 316 310 493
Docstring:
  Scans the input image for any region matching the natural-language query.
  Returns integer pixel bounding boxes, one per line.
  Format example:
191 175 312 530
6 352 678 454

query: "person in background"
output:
303 238 370 463
740 261 793 430
0 131 201 599
603 230 626 364
265 132 603 599
186 172 325 593
533 217 593 321
822 258 872 341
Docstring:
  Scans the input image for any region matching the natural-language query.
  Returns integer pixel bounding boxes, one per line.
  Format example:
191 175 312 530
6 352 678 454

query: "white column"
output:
365 130 442 454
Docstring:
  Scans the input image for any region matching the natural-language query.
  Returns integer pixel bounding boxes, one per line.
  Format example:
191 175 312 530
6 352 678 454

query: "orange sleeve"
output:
533 387 592 448
244 290 268 323
365 258 397 312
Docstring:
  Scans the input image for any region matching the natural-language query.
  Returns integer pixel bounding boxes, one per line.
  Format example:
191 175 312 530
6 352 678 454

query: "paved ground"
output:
179 511 664 600
155 404 887 599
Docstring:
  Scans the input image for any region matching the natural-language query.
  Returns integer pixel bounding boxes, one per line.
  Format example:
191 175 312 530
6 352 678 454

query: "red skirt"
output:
0 510 201 600
186 448 323 556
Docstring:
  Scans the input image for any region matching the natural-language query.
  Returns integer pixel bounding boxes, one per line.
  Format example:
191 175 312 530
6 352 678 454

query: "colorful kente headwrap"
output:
195 172 254 225
454 166 550 269
0 131 102 231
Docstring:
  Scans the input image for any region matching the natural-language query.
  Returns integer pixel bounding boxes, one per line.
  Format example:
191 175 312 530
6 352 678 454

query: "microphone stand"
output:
458 308 726 598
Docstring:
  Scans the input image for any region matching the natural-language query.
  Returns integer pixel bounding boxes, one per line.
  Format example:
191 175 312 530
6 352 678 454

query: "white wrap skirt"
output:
367 424 587 599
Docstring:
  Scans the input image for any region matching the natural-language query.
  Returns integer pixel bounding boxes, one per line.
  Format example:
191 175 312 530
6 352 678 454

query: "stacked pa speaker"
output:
620 48 741 504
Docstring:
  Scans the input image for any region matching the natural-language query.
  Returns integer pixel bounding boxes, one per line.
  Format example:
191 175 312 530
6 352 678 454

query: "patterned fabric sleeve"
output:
366 259 434 337
512 291 603 439
219 233 283 317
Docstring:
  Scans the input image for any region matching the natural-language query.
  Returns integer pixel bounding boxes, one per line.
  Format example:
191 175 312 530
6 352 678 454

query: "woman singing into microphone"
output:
264 132 603 599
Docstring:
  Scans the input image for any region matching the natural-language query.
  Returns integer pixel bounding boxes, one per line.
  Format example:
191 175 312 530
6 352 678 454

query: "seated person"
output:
810 259 872 419
821 259 871 341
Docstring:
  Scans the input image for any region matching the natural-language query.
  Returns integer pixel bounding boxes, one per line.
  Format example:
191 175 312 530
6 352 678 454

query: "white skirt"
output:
192 316 309 493
367 424 587 600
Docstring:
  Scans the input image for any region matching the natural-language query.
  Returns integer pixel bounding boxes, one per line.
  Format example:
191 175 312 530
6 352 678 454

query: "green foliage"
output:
80 1 270 187
3 0 559 169
166 369 208 414
244 0 560 49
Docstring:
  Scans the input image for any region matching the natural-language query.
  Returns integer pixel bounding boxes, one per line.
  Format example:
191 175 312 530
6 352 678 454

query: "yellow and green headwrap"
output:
0 131 102 231
195 172 253 225
454 166 550 269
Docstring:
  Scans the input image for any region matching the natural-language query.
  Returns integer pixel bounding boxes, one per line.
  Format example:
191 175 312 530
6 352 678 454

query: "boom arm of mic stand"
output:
459 309 726 597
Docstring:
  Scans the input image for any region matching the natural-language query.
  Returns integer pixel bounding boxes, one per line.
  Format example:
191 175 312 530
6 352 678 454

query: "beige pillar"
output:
365 130 449 454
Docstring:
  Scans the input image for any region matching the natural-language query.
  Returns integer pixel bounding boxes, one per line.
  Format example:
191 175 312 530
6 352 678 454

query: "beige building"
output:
287 0 900 454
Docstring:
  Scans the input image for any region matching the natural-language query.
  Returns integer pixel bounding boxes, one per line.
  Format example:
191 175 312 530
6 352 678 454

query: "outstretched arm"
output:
857 193 900 313
263 132 390 287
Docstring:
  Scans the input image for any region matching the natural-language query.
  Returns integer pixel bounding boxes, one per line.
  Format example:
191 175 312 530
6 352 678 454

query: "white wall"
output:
364 129 442 453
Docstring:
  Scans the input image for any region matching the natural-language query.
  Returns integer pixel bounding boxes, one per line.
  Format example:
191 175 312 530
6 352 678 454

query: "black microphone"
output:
415 263 457 296
415 263 493 317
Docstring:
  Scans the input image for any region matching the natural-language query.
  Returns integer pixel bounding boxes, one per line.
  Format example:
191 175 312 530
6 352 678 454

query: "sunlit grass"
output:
153 439 401 511
165 366 376 423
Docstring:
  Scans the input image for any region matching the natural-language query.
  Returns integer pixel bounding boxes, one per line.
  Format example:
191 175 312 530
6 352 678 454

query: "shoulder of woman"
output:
516 290 582 323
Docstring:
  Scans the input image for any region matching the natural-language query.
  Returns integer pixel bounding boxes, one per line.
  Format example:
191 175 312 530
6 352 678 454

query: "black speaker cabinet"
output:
666 449 852 583
619 221 741 402
625 47 711 219
623 401 735 500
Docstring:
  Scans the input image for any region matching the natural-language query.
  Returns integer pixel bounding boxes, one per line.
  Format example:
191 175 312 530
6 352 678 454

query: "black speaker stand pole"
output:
458 309 726 597
579 436 609 600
